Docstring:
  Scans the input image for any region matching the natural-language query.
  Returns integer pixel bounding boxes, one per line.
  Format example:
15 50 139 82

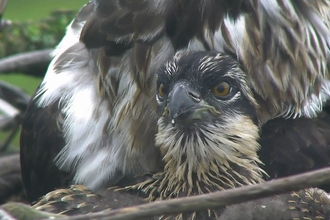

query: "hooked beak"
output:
166 81 219 125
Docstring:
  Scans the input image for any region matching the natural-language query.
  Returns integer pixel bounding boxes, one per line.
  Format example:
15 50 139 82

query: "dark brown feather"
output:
259 110 330 190
20 94 72 203
80 15 107 49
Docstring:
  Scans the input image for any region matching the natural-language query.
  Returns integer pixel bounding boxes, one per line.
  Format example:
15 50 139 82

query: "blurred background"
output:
0 0 87 150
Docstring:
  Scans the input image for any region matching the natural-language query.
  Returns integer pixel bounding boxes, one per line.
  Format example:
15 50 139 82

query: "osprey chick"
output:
20 50 330 220
29 50 327 219
126 50 330 219
128 51 264 219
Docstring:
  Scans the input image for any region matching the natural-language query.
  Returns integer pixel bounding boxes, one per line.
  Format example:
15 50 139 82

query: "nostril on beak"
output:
188 91 201 103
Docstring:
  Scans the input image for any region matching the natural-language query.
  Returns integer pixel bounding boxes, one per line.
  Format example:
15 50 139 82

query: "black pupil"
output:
216 83 226 93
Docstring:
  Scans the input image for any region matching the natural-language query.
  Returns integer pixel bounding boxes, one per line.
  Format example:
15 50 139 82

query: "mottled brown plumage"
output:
82 0 330 121
126 52 330 219
20 46 330 219
20 0 330 204
123 51 330 219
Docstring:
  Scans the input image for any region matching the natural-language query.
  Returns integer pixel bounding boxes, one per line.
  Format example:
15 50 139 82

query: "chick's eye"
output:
212 82 231 98
158 83 167 98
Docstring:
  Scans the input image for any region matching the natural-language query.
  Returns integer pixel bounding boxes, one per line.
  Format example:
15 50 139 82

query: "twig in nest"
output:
0 80 30 151
0 49 53 77
53 167 330 220
0 80 30 113
0 154 23 203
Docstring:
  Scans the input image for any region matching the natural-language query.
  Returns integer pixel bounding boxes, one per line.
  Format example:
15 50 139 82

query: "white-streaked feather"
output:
35 6 171 189
149 113 265 200
32 0 330 189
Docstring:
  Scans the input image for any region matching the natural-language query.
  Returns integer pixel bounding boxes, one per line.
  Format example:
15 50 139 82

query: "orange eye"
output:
212 82 231 97
158 83 166 98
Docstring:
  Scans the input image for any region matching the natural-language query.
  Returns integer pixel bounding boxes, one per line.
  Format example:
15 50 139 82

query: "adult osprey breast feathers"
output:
20 0 330 203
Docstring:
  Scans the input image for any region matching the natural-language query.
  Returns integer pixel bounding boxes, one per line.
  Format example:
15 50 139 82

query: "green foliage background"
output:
4 0 87 21
0 0 87 149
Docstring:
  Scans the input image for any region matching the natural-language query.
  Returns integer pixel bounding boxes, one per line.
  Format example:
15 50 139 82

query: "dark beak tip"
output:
168 86 201 118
